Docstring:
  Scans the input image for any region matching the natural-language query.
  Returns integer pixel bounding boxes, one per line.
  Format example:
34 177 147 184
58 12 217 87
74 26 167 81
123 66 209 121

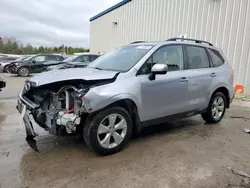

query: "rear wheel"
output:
18 67 29 76
83 107 132 155
201 92 226 123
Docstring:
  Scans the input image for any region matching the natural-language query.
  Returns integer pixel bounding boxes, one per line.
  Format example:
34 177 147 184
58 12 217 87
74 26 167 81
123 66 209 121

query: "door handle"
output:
180 77 188 83
211 73 216 77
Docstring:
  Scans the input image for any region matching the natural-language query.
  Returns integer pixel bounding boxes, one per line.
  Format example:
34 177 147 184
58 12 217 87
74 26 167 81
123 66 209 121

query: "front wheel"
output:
18 67 29 77
201 92 226 123
83 107 132 155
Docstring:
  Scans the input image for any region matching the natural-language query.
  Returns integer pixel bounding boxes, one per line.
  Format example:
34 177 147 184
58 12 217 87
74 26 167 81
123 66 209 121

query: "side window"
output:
47 55 58 61
77 56 90 62
207 48 224 67
91 55 99 61
79 55 90 62
138 45 184 74
33 55 46 62
185 46 210 69
57 56 64 61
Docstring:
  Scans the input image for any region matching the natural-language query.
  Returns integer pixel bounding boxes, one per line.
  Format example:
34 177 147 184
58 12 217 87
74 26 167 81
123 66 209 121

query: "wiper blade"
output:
91 67 103 70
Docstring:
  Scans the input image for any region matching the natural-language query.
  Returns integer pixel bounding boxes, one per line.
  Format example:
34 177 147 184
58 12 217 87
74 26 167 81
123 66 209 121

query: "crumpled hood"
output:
10 60 27 65
29 68 118 86
1 62 11 66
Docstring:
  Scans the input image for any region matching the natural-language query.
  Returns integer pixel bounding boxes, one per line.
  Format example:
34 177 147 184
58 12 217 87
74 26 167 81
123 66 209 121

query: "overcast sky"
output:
0 0 120 48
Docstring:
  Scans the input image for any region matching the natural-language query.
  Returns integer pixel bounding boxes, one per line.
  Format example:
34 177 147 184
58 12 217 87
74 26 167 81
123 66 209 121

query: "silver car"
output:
17 38 234 155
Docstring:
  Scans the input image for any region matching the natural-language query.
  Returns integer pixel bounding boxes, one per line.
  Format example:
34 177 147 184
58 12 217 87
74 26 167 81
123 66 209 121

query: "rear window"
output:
207 48 224 67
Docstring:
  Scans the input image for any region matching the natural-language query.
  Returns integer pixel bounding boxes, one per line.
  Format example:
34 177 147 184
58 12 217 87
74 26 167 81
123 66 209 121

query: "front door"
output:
30 55 48 73
138 45 190 121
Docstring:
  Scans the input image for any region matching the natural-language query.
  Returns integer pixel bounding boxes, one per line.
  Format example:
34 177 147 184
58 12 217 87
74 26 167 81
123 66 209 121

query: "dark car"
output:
45 54 99 71
8 54 64 76
0 55 33 73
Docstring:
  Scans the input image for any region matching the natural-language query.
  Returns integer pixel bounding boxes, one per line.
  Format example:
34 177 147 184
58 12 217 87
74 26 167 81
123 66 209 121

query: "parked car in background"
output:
0 54 7 58
8 54 64 76
0 55 33 73
17 38 234 155
0 56 17 63
45 53 99 71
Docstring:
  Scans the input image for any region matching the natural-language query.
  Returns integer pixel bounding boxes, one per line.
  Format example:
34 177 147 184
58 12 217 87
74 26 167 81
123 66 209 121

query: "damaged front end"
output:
17 78 114 150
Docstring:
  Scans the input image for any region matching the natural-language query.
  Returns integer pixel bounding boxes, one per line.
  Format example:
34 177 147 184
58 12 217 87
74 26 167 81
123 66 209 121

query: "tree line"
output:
0 37 89 55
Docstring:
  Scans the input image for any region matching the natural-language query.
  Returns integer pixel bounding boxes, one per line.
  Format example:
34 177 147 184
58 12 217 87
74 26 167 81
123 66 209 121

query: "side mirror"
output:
32 59 36 63
148 64 168 81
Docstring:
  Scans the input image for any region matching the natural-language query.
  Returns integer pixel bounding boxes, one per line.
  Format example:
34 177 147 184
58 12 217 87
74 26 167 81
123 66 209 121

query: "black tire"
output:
83 107 132 155
18 67 29 77
201 92 226 123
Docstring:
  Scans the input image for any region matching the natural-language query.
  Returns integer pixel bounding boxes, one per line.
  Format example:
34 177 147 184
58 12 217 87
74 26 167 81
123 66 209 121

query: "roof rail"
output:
130 41 145 44
166 38 213 46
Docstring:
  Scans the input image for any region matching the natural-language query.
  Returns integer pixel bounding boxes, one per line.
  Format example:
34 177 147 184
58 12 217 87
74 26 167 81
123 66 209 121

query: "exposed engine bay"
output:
21 78 114 135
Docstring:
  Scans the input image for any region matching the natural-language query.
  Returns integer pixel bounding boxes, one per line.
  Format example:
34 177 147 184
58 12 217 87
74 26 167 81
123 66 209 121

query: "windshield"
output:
24 56 35 61
87 45 152 72
62 55 78 62
16 56 29 61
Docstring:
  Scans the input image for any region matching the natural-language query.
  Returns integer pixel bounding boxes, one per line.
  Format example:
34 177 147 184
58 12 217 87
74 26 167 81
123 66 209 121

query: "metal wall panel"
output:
90 0 250 93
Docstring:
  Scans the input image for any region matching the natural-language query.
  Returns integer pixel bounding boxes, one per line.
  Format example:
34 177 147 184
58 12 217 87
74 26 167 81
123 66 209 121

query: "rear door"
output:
183 45 214 110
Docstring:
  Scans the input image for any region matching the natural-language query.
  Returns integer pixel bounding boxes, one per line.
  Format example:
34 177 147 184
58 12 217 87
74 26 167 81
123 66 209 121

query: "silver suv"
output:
17 38 234 155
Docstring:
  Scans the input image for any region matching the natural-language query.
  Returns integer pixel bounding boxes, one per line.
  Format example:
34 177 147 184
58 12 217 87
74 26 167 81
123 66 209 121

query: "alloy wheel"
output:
97 113 127 149
211 96 225 120
19 67 29 76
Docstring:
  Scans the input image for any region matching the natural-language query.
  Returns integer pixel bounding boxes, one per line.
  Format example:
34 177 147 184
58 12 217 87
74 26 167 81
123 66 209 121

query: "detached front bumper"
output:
8 65 18 74
17 94 37 137
17 96 39 151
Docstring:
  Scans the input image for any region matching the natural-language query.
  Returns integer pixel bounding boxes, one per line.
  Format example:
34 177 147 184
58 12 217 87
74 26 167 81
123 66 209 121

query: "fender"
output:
210 83 230 97
205 83 231 107
85 91 142 118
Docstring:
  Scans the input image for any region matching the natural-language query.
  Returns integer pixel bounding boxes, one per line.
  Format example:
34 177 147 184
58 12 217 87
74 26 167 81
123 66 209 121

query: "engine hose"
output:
64 104 77 114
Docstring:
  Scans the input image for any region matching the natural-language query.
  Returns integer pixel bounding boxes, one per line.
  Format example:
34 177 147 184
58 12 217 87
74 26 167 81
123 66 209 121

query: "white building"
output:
90 0 250 93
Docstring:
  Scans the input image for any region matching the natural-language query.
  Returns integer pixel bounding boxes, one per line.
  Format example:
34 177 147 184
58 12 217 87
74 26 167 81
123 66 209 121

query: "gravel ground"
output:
0 73 250 188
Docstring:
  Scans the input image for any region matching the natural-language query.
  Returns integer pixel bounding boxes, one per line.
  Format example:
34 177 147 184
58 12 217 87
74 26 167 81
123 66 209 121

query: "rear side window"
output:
207 48 224 67
185 45 210 69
